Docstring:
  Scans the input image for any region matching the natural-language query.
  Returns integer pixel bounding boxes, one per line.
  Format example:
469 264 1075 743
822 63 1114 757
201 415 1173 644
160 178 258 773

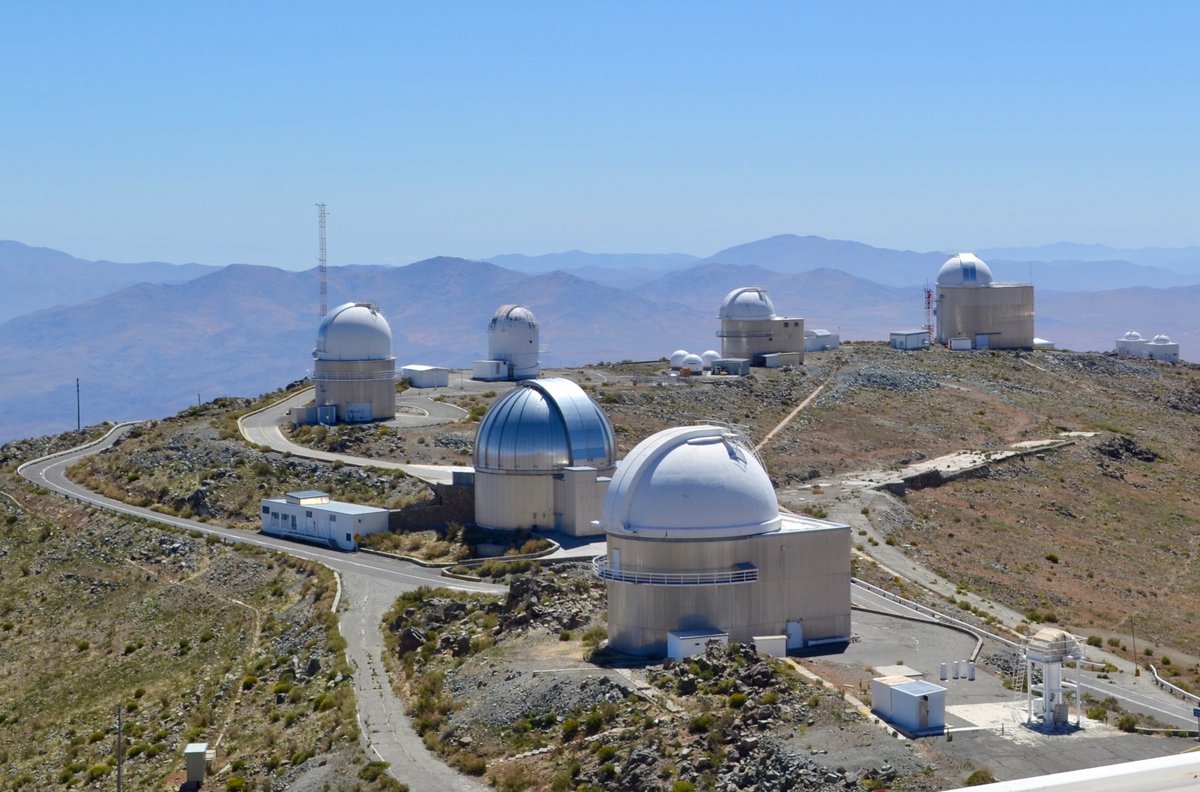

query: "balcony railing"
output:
592 555 758 586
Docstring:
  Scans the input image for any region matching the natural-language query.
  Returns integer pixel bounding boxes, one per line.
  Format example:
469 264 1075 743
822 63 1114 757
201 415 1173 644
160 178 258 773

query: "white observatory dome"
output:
681 353 704 370
314 302 393 361
1150 334 1174 344
669 349 690 369
701 350 721 369
602 425 782 540
937 253 994 286
489 304 539 334
474 378 616 473
1122 330 1144 341
719 286 776 320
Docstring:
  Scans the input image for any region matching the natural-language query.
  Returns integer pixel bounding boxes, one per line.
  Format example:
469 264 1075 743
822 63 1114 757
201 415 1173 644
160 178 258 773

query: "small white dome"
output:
937 253 994 286
1121 330 1144 341
719 286 776 320
701 350 721 368
602 425 782 540
681 353 704 369
1150 334 1174 344
669 349 690 369
314 302 393 361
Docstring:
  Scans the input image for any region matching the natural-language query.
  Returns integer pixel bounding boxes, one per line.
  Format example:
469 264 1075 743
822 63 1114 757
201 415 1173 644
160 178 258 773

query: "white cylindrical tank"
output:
488 304 540 380
669 349 690 370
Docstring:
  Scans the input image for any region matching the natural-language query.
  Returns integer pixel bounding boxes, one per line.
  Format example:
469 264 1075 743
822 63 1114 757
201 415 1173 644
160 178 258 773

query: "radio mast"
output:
316 202 328 317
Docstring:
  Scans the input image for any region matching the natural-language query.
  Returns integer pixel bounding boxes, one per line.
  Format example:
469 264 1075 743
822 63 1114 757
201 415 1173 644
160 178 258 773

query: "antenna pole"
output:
316 203 328 317
115 703 124 792
76 378 81 432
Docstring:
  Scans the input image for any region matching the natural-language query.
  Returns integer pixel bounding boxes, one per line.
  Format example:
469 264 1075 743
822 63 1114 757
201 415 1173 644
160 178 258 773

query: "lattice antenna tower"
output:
316 202 328 317
923 281 934 337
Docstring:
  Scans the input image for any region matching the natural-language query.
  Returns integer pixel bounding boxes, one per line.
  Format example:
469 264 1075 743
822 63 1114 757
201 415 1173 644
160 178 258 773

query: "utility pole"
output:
115 704 124 792
76 378 81 432
316 202 328 318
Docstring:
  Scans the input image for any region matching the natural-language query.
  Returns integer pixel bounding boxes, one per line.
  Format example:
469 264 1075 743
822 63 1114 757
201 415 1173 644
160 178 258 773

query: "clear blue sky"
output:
3 2 1198 269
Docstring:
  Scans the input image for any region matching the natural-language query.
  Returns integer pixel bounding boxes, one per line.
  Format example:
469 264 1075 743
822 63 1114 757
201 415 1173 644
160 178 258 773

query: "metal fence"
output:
592 555 759 586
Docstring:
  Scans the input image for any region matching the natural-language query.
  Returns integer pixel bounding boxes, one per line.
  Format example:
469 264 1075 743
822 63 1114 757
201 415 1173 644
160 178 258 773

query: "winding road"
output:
17 425 500 791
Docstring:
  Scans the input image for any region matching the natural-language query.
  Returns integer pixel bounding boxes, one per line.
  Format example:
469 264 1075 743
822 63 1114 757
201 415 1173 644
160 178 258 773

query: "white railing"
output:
311 370 396 382
592 556 758 586
851 577 1024 653
1150 664 1200 705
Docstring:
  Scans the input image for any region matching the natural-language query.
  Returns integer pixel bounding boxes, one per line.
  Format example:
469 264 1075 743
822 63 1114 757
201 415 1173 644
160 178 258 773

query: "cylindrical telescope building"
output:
934 253 1035 350
312 302 396 423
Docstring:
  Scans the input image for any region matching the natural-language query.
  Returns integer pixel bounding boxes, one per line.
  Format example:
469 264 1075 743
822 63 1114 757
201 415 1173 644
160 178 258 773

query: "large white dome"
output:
937 253 994 286
602 425 782 540
314 302 393 361
719 287 776 320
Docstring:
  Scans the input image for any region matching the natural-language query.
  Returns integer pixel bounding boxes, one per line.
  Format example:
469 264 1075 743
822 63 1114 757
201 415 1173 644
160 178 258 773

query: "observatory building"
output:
309 302 396 423
473 304 540 381
595 425 851 657
1116 330 1179 362
473 377 616 536
717 287 805 366
934 253 1034 350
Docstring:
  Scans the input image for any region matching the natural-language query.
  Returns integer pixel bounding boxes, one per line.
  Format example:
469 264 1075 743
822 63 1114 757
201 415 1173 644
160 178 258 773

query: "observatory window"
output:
262 505 270 514
306 510 313 518
329 515 337 522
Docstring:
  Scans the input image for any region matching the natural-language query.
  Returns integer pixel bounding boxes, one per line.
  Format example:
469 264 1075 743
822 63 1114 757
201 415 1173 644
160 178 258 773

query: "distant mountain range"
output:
0 235 1197 443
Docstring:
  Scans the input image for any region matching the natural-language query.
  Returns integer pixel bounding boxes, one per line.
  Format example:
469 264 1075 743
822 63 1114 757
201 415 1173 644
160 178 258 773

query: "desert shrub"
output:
728 692 748 709
1086 635 1103 647
965 769 996 786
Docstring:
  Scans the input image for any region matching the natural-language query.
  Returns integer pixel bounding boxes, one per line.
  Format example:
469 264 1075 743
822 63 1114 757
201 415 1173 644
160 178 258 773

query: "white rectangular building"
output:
871 676 945 735
804 329 840 352
402 364 450 388
890 329 930 350
667 629 729 661
260 491 389 551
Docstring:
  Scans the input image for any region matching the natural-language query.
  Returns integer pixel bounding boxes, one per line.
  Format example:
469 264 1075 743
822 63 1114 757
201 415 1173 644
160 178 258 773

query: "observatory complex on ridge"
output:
298 302 396 424
934 253 1035 350
595 424 851 657
473 304 541 382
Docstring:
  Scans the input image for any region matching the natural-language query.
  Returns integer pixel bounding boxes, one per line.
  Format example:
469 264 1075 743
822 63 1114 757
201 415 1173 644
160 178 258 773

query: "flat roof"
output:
669 628 729 639
402 364 448 372
286 490 328 499
779 512 850 533
895 680 946 697
264 498 386 515
875 664 924 678
892 329 929 336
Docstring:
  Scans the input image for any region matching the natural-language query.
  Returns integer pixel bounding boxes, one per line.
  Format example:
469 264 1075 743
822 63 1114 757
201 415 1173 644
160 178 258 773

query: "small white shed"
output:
890 329 930 350
804 329 840 352
667 629 729 661
872 676 945 735
753 635 787 657
402 364 450 388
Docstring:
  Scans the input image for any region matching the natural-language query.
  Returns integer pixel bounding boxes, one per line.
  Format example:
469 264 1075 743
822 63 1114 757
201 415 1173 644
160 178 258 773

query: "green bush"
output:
1086 635 1103 647
1117 714 1138 732
359 761 390 781
728 692 748 709
965 769 996 786
561 718 580 740
225 776 245 791
672 782 696 792
1086 705 1107 721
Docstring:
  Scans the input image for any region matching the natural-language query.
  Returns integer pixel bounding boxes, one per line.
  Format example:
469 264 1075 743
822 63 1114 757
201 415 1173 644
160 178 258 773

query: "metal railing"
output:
592 555 758 586
311 370 396 382
1149 664 1200 705
851 577 1024 652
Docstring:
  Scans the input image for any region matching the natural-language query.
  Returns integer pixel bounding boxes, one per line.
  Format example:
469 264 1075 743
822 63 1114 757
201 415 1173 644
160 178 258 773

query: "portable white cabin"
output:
402 364 450 388
890 329 930 350
260 491 389 551
667 629 729 661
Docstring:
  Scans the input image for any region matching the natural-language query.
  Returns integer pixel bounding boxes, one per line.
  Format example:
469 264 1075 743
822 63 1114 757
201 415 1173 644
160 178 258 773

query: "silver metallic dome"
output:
473 378 616 473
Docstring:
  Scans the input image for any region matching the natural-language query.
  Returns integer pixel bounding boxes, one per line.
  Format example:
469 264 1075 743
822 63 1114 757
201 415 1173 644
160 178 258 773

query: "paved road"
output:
239 388 472 485
17 425 500 791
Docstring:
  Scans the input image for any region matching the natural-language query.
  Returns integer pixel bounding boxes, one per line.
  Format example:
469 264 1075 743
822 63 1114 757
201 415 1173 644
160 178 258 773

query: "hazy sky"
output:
4 3 1198 269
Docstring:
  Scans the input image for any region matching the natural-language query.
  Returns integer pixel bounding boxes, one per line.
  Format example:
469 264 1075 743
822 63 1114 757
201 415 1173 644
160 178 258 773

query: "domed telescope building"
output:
717 286 805 367
595 425 851 657
473 304 541 382
473 377 616 536
934 253 1034 350
309 302 396 423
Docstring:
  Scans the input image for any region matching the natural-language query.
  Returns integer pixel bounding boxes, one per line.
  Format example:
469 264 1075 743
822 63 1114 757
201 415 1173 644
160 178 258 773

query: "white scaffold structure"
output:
1024 627 1083 729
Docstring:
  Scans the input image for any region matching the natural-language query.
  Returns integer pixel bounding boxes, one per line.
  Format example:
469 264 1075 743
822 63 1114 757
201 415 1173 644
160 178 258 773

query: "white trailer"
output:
260 491 388 551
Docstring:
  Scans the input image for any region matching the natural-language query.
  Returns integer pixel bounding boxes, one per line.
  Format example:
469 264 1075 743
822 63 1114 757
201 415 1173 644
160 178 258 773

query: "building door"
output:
975 333 991 350
918 697 929 730
611 548 621 572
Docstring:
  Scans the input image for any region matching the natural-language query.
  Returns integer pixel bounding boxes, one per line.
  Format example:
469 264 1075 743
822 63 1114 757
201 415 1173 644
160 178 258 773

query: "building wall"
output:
719 317 806 363
605 526 851 656
313 358 396 421
935 284 1034 349
474 470 556 530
